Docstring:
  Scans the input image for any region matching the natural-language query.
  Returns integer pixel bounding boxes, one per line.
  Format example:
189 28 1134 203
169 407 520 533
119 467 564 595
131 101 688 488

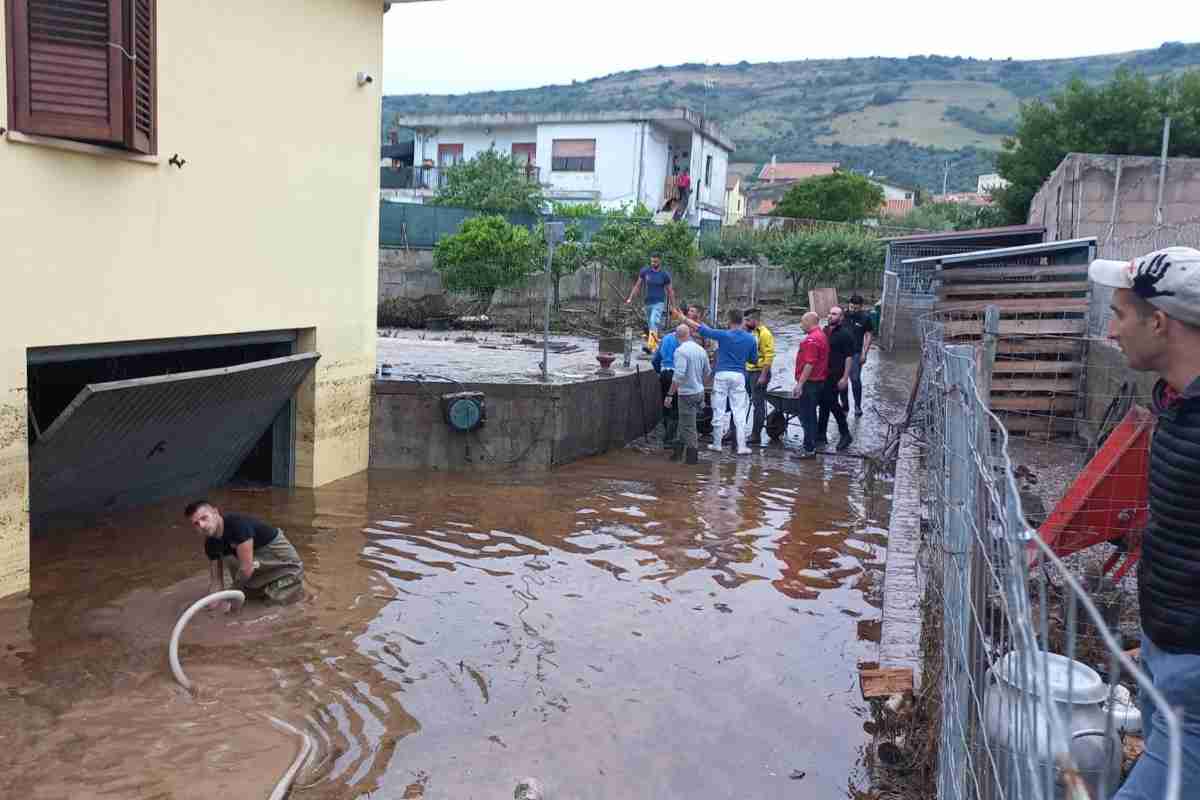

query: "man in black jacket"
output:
1091 247 1200 799
815 306 853 452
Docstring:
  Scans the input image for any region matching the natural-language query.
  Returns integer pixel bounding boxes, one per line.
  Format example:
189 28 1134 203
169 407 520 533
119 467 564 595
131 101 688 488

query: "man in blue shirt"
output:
679 307 758 455
626 255 675 333
652 327 681 446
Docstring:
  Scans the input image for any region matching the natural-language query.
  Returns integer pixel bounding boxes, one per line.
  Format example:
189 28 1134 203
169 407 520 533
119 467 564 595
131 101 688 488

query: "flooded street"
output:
1 336 918 800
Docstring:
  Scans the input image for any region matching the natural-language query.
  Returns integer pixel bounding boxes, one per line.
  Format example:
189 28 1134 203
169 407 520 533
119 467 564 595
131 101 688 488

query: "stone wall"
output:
1079 340 1158 444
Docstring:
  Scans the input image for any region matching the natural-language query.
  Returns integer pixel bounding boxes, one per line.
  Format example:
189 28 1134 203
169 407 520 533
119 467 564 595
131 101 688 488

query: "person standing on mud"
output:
665 324 710 464
625 255 675 333
743 308 775 446
791 311 827 459
652 324 681 447
677 307 757 455
816 306 854 452
1090 247 1200 800
841 294 874 417
185 501 304 610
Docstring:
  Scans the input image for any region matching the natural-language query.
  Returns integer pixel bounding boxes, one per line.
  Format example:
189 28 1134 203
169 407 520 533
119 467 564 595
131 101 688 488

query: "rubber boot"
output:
669 443 684 462
685 447 699 464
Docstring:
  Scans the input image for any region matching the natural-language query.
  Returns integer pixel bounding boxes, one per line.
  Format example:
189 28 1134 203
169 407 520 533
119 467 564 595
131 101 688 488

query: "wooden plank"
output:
809 287 838 319
944 318 1087 338
996 339 1083 356
860 667 914 699
940 281 1089 298
992 377 1078 393
994 412 1076 434
990 396 1078 413
992 360 1082 375
935 297 1089 314
938 264 1089 282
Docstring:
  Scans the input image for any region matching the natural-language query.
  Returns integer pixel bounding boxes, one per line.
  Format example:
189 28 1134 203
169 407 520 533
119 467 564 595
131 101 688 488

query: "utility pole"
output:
1155 116 1171 225
942 161 951 197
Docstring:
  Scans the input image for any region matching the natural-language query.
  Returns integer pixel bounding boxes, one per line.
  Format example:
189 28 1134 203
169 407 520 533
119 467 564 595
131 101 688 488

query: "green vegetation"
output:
771 172 885 222
534 221 588 308
899 202 1008 232
994 68 1200 223
942 105 1016 136
385 43 1200 194
429 150 544 214
699 226 886 296
590 220 697 278
433 215 540 303
549 200 653 219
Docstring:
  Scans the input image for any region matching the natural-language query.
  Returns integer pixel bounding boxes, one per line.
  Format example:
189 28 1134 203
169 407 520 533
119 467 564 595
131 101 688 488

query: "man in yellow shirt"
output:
743 308 775 445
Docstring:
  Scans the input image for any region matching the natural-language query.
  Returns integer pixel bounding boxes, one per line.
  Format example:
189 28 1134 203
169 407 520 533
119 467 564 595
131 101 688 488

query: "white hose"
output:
169 590 245 691
265 714 314 800
169 590 314 798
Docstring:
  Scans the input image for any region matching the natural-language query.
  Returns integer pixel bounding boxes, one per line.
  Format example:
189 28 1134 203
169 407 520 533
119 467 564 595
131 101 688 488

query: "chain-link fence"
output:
908 309 1182 800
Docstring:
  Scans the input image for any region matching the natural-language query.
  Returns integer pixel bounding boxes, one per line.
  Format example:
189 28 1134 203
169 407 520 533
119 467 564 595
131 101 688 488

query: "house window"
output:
552 139 595 172
904 191 913 200
705 155 713 187
5 0 157 154
511 142 536 166
437 143 464 167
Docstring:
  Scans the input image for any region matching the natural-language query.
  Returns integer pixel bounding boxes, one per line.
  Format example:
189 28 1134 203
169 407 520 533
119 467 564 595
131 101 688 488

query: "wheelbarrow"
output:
764 389 803 441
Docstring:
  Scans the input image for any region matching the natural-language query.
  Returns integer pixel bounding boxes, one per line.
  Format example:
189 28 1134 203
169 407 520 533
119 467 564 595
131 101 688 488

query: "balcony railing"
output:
383 165 542 191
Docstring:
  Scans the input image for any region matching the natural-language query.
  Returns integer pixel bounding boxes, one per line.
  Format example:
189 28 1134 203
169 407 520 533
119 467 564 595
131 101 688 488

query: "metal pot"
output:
983 650 1122 799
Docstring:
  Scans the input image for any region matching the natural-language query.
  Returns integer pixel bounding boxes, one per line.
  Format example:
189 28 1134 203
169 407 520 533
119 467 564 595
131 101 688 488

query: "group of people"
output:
631 254 874 461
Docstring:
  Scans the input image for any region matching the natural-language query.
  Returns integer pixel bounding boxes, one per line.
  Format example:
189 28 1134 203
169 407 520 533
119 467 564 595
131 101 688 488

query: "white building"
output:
390 108 735 224
978 173 1011 194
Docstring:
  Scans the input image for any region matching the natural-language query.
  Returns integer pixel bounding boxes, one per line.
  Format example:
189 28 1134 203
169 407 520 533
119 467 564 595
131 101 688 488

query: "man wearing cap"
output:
1091 247 1200 799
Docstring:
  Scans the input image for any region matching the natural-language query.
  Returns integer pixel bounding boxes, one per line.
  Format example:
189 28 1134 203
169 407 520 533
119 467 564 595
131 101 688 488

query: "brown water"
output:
1 342 917 800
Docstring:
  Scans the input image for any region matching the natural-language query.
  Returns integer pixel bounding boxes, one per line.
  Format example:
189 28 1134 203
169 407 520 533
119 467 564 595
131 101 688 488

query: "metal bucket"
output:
983 650 1122 799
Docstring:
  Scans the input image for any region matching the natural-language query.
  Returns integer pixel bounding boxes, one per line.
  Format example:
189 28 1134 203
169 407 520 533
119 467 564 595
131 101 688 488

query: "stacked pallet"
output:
934 261 1089 437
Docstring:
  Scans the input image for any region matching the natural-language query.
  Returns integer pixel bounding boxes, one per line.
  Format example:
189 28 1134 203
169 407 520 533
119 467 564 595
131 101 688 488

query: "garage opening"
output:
26 330 318 530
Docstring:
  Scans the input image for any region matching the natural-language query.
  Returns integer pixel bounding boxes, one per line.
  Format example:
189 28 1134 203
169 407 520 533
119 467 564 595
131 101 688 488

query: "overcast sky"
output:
381 0 1195 95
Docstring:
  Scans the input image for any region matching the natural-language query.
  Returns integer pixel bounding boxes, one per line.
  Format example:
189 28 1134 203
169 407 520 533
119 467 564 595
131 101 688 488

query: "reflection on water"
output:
1 348 917 800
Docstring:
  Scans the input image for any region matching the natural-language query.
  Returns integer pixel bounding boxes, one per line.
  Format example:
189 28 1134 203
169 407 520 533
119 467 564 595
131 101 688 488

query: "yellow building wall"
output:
0 0 385 599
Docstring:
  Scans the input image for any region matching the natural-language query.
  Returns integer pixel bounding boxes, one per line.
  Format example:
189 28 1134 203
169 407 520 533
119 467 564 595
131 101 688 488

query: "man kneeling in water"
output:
185 500 304 610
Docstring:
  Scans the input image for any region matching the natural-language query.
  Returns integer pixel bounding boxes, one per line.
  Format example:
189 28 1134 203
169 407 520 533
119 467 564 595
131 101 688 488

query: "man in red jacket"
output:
791 311 827 458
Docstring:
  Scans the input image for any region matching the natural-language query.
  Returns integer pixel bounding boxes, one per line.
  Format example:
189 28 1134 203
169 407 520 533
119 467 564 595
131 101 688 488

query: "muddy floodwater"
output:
1 339 917 800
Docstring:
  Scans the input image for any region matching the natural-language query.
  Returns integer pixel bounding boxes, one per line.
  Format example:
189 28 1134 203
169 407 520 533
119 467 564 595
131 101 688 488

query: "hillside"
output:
383 41 1200 193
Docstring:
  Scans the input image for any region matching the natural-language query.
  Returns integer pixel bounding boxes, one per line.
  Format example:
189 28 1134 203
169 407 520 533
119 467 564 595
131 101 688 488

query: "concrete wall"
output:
1030 153 1200 259
1080 340 1158 444
691 131 729 222
1031 153 1200 337
641 123 672 212
0 0 387 598
370 369 662 471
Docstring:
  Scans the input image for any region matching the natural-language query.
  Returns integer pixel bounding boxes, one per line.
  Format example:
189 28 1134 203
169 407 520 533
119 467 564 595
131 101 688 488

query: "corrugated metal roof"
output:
900 237 1097 265
884 224 1046 244
31 353 319 515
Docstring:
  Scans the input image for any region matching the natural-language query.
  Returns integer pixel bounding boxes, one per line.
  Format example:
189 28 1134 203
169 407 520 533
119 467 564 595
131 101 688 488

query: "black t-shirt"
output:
845 310 875 353
204 512 279 561
825 323 856 384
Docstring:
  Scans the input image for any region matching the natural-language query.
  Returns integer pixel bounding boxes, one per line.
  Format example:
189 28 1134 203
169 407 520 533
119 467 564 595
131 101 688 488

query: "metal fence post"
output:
939 344 977 800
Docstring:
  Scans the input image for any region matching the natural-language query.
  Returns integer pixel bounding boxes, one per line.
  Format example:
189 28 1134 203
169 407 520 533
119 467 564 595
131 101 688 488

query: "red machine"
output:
1033 406 1155 580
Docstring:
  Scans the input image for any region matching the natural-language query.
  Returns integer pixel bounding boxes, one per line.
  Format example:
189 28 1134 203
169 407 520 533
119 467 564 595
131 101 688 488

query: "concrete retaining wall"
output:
1080 340 1158 443
370 368 662 471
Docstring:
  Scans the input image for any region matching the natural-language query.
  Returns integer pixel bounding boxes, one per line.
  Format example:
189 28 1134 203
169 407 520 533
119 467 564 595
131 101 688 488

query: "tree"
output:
431 150 545 214
994 68 1200 223
900 201 1008 232
433 215 540 306
533 221 590 308
768 229 885 297
590 220 697 278
771 172 885 222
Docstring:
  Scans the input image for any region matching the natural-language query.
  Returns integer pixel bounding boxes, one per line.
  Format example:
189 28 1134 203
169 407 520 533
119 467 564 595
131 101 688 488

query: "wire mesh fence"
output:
909 308 1181 800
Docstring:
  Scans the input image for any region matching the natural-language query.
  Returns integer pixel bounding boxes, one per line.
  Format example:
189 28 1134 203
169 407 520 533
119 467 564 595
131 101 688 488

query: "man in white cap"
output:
1090 247 1200 799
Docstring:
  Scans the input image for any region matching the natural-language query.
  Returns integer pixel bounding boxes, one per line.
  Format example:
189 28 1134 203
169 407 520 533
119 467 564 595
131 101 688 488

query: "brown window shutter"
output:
6 0 126 145
122 0 155 154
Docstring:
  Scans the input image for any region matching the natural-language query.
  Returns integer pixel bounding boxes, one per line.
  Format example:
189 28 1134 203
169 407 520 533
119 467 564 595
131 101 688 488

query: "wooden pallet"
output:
935 258 1088 436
